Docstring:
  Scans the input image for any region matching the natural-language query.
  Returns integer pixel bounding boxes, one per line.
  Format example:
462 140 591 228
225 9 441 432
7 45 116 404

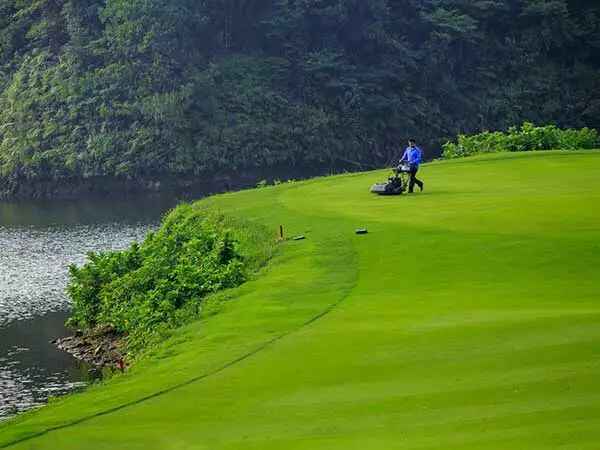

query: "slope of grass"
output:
2 150 600 449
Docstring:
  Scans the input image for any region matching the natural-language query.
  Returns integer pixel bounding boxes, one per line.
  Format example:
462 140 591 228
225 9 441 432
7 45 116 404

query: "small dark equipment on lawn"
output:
370 164 411 196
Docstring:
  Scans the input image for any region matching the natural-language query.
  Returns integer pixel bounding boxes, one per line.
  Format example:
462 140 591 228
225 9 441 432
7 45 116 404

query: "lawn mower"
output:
370 164 411 195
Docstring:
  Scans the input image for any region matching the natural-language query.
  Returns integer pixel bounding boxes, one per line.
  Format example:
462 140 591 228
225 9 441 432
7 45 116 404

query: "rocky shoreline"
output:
53 326 127 370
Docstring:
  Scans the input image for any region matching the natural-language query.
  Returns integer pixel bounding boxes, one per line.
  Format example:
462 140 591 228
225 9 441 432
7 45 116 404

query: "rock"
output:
53 327 126 370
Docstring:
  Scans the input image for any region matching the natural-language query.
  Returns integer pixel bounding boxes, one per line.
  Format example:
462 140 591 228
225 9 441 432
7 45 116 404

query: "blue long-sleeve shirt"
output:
401 146 423 166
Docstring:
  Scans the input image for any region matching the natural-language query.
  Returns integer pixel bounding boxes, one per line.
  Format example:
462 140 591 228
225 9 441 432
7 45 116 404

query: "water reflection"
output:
0 313 90 419
0 223 155 325
0 194 179 227
0 194 184 421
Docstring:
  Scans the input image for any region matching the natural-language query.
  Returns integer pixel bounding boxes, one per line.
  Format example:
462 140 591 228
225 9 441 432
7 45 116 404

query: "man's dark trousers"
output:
408 164 423 193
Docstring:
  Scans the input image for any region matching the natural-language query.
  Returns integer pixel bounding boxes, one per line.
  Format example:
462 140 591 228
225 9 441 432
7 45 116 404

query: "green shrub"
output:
66 204 270 348
442 123 599 159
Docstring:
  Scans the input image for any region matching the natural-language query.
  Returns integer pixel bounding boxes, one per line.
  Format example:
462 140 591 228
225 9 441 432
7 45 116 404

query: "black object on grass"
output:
293 235 306 241
355 229 368 235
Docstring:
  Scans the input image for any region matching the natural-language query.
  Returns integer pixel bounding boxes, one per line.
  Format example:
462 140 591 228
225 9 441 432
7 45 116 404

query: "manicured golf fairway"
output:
2 151 600 449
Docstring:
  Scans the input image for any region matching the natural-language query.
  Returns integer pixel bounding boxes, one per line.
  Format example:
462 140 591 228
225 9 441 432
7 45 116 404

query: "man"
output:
400 139 424 193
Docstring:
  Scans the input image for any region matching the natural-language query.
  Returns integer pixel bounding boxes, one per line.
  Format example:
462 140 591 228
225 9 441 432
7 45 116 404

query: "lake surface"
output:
0 195 185 421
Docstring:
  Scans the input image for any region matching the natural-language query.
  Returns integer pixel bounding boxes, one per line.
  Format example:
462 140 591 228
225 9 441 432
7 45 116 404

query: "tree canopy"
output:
1 0 599 197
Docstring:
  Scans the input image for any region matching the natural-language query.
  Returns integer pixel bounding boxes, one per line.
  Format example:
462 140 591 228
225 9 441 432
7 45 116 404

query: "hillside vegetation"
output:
1 1 600 197
1 151 600 449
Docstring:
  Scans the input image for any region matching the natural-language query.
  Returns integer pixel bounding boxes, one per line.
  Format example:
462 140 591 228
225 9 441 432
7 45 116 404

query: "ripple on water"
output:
0 222 156 421
0 366 88 419
0 223 155 326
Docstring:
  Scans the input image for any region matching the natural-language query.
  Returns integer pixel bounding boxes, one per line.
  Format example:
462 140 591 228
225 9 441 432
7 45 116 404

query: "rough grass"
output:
1 150 600 449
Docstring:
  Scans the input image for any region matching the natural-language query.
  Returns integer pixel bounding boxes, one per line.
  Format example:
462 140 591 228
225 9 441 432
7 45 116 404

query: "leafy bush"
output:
67 204 269 348
442 123 599 159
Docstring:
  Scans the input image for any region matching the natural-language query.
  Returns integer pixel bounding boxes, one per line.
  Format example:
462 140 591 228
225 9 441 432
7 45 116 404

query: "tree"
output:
0 0 599 197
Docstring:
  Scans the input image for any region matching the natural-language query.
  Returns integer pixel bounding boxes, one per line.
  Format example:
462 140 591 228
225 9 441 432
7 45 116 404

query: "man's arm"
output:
399 148 409 163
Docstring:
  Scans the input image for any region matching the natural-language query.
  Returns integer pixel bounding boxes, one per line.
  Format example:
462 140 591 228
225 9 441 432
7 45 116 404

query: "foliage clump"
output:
67 205 250 347
442 123 599 159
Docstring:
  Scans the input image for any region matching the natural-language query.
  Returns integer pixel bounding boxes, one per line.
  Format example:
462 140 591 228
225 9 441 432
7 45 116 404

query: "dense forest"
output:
1 0 599 198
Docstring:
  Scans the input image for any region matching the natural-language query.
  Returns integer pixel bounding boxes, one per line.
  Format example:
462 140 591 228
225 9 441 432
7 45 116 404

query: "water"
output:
0 312 88 418
0 195 183 421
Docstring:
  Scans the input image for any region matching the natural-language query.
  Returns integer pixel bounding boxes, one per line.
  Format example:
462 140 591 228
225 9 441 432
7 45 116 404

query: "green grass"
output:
2 150 600 449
